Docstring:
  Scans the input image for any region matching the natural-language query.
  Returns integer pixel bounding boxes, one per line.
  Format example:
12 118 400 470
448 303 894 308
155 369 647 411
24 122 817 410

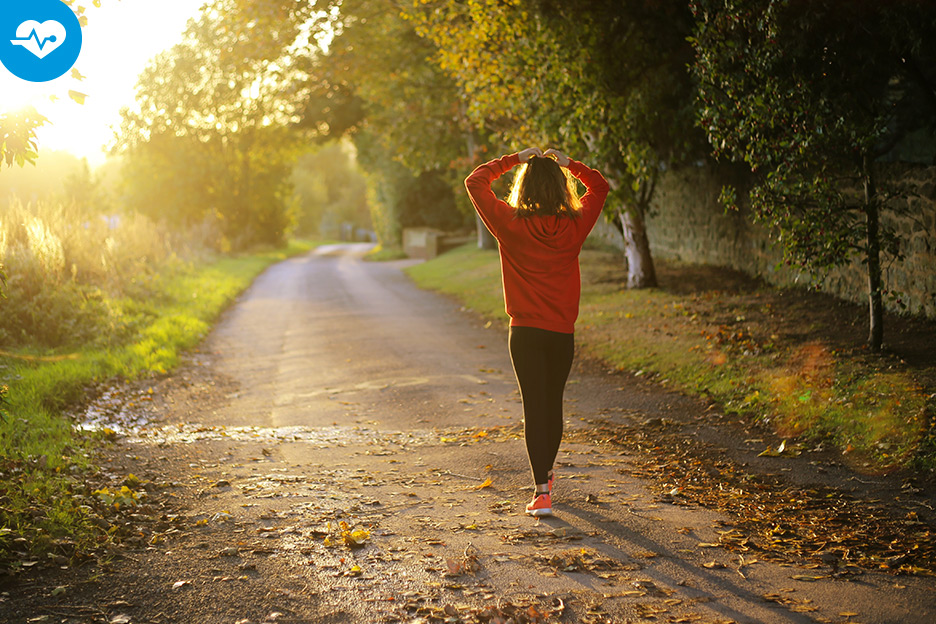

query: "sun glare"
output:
1 0 205 167
0 72 51 115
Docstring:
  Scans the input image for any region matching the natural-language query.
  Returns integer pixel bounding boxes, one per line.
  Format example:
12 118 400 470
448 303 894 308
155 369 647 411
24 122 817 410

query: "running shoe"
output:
525 492 552 517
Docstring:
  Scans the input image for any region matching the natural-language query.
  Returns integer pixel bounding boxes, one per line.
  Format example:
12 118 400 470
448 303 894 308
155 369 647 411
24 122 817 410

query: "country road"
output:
5 244 935 624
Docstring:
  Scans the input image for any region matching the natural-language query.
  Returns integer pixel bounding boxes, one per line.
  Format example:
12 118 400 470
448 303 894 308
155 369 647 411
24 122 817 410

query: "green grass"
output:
406 244 507 320
406 244 934 472
0 239 322 565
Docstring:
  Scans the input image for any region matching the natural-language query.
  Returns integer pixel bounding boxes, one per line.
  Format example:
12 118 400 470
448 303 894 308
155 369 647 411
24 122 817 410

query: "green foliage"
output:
0 108 47 170
407 1 703 197
116 0 313 250
690 0 936 348
311 0 471 172
298 0 475 243
399 170 465 232
292 141 371 237
404 0 705 286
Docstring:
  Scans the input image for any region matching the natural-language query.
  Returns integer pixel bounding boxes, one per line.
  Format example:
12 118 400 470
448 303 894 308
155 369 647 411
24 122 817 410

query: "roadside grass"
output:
405 243 935 472
0 239 321 567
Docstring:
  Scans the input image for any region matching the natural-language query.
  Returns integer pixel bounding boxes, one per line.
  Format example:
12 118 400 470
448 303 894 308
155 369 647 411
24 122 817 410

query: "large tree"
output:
406 0 705 287
115 0 311 249
692 0 936 350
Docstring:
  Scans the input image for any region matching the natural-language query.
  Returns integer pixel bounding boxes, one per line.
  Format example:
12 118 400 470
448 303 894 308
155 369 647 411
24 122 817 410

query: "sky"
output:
0 0 207 167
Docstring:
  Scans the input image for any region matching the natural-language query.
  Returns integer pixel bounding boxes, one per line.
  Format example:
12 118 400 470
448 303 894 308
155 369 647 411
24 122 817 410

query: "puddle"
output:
123 423 444 447
77 385 157 435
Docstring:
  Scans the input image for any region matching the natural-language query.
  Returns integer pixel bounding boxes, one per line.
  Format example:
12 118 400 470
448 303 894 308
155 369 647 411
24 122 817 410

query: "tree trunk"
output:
864 155 883 351
476 214 498 250
464 121 497 250
619 206 658 289
602 167 659 289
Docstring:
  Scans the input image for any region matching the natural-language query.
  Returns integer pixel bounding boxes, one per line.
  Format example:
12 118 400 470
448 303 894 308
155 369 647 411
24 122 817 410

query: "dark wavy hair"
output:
508 156 581 218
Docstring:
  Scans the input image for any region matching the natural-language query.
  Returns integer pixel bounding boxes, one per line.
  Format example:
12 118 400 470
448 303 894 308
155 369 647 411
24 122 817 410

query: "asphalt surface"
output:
5 243 934 624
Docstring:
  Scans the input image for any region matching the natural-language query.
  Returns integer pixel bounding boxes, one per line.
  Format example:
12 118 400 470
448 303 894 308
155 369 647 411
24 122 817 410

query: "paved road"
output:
8 243 933 624
192 244 936 623
206 242 521 431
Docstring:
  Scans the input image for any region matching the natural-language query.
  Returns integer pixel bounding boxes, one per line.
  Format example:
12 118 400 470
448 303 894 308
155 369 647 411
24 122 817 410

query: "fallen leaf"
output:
68 90 87 105
474 477 493 490
790 574 826 582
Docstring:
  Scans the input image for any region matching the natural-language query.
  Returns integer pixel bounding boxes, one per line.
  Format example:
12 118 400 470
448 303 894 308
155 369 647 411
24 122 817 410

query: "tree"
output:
0 108 47 170
291 141 370 237
305 0 477 245
115 0 312 249
691 0 936 350
405 0 705 287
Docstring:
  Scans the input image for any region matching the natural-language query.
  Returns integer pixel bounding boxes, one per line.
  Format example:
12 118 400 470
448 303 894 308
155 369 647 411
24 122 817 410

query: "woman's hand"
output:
517 147 543 162
544 148 570 167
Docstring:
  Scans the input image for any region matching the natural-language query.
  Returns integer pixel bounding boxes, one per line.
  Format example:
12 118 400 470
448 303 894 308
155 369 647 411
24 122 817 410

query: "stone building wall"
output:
591 163 936 318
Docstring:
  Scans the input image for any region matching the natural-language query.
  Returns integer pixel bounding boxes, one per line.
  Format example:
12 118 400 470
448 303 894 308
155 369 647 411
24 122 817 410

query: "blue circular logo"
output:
0 0 83 83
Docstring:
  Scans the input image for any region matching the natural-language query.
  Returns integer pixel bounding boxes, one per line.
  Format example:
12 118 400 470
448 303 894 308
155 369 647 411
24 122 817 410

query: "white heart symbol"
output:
11 20 67 60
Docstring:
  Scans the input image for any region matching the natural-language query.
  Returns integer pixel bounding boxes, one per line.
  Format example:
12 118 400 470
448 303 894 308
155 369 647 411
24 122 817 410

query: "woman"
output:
465 147 609 516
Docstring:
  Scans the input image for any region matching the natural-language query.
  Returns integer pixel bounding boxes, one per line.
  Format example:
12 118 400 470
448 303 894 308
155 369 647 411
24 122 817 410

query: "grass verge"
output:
0 239 322 569
405 243 935 472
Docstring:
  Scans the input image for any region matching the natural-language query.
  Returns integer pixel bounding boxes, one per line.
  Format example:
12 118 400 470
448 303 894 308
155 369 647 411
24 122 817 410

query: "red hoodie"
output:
465 153 610 334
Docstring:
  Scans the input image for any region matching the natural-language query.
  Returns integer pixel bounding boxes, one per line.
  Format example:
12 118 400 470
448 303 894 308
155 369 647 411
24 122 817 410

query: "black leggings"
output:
508 326 575 486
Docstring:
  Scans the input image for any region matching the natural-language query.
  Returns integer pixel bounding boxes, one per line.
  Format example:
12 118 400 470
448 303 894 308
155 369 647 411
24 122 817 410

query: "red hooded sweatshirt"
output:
465 153 610 334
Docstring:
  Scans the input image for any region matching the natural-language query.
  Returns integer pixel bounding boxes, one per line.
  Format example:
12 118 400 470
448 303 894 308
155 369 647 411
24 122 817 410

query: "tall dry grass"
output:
0 198 190 349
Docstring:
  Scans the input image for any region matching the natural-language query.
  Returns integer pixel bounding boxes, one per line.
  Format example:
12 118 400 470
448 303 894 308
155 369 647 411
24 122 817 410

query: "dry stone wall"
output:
591 163 936 318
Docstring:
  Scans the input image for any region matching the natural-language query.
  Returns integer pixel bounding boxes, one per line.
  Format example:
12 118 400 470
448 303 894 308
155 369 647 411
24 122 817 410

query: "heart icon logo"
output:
11 20 67 59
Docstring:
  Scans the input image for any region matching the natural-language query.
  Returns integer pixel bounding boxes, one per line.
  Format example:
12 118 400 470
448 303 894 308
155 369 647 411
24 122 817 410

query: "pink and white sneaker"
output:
525 492 552 517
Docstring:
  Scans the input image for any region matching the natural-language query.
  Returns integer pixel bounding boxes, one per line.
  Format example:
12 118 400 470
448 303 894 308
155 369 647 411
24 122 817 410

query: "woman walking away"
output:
465 147 609 517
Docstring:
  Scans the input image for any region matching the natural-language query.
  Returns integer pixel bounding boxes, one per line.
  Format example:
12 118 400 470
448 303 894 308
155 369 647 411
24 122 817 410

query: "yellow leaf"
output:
474 477 493 490
343 527 370 547
68 90 87 105
790 574 826 581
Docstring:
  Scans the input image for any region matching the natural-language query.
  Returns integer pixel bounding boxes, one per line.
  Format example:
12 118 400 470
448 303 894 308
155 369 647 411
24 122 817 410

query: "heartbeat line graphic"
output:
10 20 67 59
14 29 58 52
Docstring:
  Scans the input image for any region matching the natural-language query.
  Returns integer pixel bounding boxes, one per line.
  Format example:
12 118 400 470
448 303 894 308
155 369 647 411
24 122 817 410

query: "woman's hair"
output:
508 156 581 218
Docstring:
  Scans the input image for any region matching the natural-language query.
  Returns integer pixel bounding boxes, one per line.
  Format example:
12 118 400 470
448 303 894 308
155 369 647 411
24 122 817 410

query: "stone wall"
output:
592 163 936 318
